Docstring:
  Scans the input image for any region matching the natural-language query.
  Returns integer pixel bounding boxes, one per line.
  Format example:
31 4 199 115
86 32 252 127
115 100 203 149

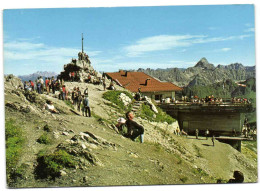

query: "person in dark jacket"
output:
125 111 144 143
82 95 91 117
228 171 244 183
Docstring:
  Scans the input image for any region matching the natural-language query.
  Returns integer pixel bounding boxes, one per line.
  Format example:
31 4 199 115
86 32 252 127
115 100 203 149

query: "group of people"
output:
194 128 215 146
232 97 251 104
68 71 76 82
23 76 63 95
161 94 251 105
70 86 91 117
242 118 257 139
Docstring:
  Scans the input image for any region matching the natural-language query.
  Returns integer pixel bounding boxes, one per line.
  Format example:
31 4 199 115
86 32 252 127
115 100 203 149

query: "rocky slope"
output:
4 75 257 188
137 58 255 87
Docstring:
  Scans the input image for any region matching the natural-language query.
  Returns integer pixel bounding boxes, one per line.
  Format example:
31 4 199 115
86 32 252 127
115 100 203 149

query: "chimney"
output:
145 78 151 86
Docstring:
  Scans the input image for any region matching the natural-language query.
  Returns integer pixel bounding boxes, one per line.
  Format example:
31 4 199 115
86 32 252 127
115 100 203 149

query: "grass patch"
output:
104 102 120 110
139 103 176 124
92 111 111 125
193 144 203 158
103 90 133 111
180 176 188 183
176 155 183 165
37 133 51 144
64 100 74 110
5 119 25 185
241 141 257 161
192 168 209 177
149 142 164 153
35 149 77 179
242 141 257 152
43 124 52 132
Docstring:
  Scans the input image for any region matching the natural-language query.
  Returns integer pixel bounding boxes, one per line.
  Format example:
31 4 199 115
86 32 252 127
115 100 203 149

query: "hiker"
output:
24 81 30 91
71 71 75 82
228 171 244 183
181 129 188 137
58 86 63 100
74 87 79 107
29 80 34 91
125 111 144 143
69 72 72 81
108 80 115 90
135 92 141 101
115 117 127 134
82 94 91 117
39 76 44 93
36 77 42 94
84 87 89 96
86 74 91 83
77 87 82 112
71 87 75 104
205 129 209 140
65 86 69 100
212 135 215 146
56 79 61 90
232 128 237 137
195 129 199 139
62 85 66 100
45 77 50 94
51 77 56 94
176 126 180 136
137 87 142 101
43 100 59 113
103 78 106 91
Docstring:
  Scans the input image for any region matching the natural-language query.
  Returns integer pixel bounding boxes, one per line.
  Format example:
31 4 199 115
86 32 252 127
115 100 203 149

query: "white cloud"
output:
245 23 252 27
4 41 102 61
168 60 185 63
244 27 255 32
208 27 217 30
4 39 102 75
4 41 45 50
124 35 204 57
220 48 231 52
124 34 251 57
178 49 187 53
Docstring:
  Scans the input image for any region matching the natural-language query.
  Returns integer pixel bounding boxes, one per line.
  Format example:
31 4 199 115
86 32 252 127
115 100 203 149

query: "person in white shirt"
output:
43 100 59 113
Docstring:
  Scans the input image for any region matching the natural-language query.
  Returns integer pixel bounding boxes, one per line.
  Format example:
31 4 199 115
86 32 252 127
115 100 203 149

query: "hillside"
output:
137 58 255 87
4 75 257 188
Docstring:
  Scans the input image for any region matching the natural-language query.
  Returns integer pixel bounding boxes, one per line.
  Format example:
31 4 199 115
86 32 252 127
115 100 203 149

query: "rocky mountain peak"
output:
227 63 244 70
194 57 215 70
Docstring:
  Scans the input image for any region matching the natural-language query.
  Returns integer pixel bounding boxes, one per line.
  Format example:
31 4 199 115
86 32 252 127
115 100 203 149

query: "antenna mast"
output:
82 33 84 53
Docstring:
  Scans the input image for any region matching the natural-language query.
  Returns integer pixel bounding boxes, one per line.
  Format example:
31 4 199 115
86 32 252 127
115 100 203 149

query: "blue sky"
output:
3 5 255 75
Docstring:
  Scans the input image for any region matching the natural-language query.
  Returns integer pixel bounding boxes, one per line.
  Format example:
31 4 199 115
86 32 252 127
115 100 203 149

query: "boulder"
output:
119 93 132 106
144 96 158 113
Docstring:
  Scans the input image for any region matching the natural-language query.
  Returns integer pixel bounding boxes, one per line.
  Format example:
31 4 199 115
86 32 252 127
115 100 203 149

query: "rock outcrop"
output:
58 50 102 83
119 93 132 106
144 96 158 113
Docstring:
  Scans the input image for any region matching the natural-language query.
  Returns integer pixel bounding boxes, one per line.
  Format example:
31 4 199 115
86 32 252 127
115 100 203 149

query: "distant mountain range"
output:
137 57 255 87
18 71 58 82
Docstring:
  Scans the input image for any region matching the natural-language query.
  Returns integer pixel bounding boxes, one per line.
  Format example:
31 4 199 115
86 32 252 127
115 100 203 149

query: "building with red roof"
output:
105 70 183 101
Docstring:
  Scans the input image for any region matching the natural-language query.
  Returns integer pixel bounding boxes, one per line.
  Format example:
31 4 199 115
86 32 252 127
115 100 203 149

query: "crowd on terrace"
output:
159 94 251 105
